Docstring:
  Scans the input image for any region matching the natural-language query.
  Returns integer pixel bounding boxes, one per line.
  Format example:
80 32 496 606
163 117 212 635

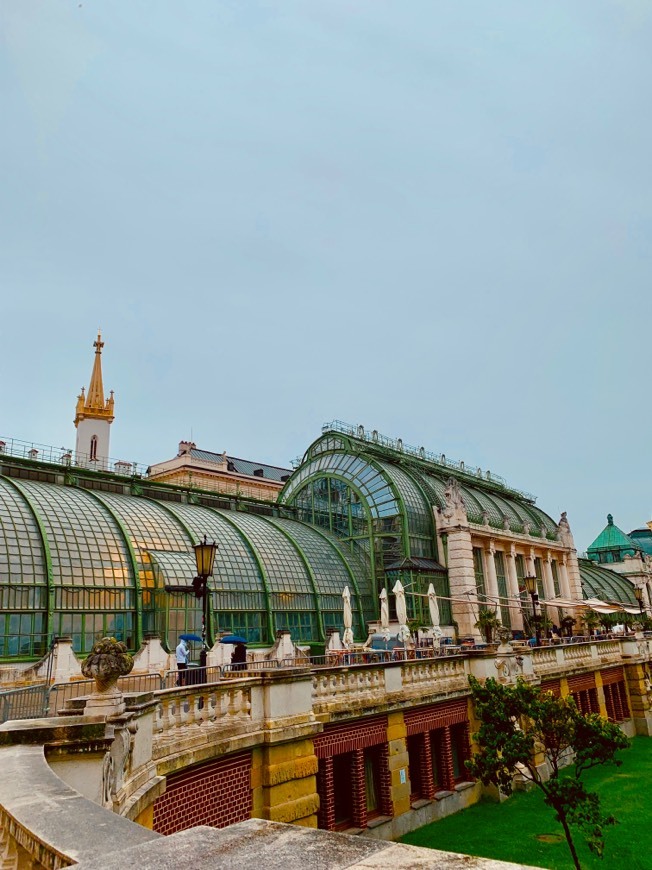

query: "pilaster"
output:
386 712 410 817
445 527 480 639
259 739 319 827
624 663 652 736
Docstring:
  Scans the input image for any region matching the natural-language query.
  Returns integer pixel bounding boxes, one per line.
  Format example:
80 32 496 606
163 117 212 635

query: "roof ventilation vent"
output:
280 474 290 482
253 468 264 477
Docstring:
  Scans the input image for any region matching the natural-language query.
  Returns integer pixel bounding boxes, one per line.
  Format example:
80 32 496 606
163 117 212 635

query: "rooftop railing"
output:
0 435 147 478
321 421 537 503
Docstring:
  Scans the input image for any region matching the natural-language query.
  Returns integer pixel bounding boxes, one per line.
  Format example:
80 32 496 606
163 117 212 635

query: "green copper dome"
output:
586 514 642 564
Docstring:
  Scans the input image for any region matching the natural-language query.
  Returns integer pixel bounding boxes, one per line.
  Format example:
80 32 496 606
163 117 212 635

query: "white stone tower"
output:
74 331 114 469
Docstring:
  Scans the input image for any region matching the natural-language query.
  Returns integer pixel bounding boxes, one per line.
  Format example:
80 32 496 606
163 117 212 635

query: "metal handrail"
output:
0 434 146 478
321 421 537 502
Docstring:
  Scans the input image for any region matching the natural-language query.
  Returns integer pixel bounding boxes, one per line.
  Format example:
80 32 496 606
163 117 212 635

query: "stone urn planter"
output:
81 637 134 715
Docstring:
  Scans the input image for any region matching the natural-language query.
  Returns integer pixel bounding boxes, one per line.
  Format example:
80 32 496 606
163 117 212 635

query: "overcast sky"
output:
1 0 651 550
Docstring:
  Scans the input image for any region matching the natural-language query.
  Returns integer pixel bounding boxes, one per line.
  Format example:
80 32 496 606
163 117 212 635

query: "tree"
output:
466 676 629 870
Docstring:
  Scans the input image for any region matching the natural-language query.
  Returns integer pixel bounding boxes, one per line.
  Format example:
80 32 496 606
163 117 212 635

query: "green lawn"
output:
400 736 651 869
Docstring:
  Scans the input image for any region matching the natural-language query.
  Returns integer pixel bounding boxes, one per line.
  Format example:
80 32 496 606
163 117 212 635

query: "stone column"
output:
505 546 524 631
542 552 560 624
483 542 500 609
558 556 572 599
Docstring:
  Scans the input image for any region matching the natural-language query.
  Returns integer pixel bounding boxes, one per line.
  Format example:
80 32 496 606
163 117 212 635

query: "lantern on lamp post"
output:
634 585 644 616
524 574 541 647
192 536 218 669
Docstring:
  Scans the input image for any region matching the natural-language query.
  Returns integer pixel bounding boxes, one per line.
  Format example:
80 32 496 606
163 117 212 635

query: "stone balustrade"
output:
0 723 159 870
312 667 385 714
1 636 651 869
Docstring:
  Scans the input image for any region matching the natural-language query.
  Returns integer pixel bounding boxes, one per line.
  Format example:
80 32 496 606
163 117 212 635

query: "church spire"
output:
74 331 115 427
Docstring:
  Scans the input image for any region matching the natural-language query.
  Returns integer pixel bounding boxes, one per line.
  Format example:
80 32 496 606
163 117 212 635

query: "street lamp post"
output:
524 575 541 647
192 536 218 670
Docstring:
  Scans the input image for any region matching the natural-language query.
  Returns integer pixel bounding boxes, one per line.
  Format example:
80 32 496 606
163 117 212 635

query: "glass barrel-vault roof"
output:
94 493 191 552
579 559 637 606
0 478 47 590
374 459 433 539
13 480 132 589
221 511 315 605
161 503 267 610
281 453 400 519
265 517 365 609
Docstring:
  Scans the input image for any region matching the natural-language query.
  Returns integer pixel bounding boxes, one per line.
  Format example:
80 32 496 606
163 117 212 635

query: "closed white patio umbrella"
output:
342 585 354 647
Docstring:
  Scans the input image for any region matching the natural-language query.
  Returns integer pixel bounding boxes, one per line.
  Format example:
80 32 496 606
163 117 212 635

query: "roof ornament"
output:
558 511 574 547
607 514 614 526
438 477 467 526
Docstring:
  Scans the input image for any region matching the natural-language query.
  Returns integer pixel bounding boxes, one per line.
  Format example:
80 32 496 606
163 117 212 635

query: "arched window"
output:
90 435 98 461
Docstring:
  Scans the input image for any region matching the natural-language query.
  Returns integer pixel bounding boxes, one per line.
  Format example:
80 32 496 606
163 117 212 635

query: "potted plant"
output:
560 615 576 638
475 608 501 644
583 609 601 636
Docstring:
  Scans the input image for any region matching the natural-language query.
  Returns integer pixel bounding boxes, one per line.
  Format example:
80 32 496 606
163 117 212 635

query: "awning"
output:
545 596 638 615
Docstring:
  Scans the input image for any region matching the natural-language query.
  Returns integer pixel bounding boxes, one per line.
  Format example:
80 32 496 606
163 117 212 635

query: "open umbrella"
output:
342 585 354 647
219 634 247 644
428 583 443 640
393 579 410 643
179 633 202 643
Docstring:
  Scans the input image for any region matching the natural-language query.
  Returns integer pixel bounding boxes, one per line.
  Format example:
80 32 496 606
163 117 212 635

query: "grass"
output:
400 736 652 869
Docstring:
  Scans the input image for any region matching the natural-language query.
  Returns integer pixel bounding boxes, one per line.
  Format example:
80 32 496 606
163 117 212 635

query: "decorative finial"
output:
94 330 104 354
607 514 613 525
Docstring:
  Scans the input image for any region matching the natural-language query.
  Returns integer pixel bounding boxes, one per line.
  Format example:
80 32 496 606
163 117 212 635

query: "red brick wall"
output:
540 679 561 697
601 666 625 685
153 751 252 835
313 715 388 758
404 699 467 735
567 673 596 693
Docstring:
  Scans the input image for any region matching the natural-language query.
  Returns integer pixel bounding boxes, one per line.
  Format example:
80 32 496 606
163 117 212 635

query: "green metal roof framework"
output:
0 474 373 661
579 558 638 606
279 427 560 625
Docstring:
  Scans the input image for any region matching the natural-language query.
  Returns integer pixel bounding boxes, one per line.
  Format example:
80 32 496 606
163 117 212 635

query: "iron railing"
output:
321 420 538 503
0 435 147 478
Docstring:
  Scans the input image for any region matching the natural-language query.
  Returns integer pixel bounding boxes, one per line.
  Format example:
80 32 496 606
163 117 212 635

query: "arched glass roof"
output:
0 475 373 658
285 433 558 540
0 478 47 590
13 481 132 589
579 559 637 606
162 503 266 605
282 453 399 520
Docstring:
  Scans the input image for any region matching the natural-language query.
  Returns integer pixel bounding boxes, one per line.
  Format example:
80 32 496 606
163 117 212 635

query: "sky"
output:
1 0 651 551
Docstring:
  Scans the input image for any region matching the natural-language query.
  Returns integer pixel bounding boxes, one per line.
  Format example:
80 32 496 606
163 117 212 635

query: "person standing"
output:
231 642 247 671
176 637 190 685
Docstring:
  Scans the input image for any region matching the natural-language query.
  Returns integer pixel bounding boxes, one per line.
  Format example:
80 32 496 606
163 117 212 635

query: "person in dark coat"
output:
231 642 247 671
